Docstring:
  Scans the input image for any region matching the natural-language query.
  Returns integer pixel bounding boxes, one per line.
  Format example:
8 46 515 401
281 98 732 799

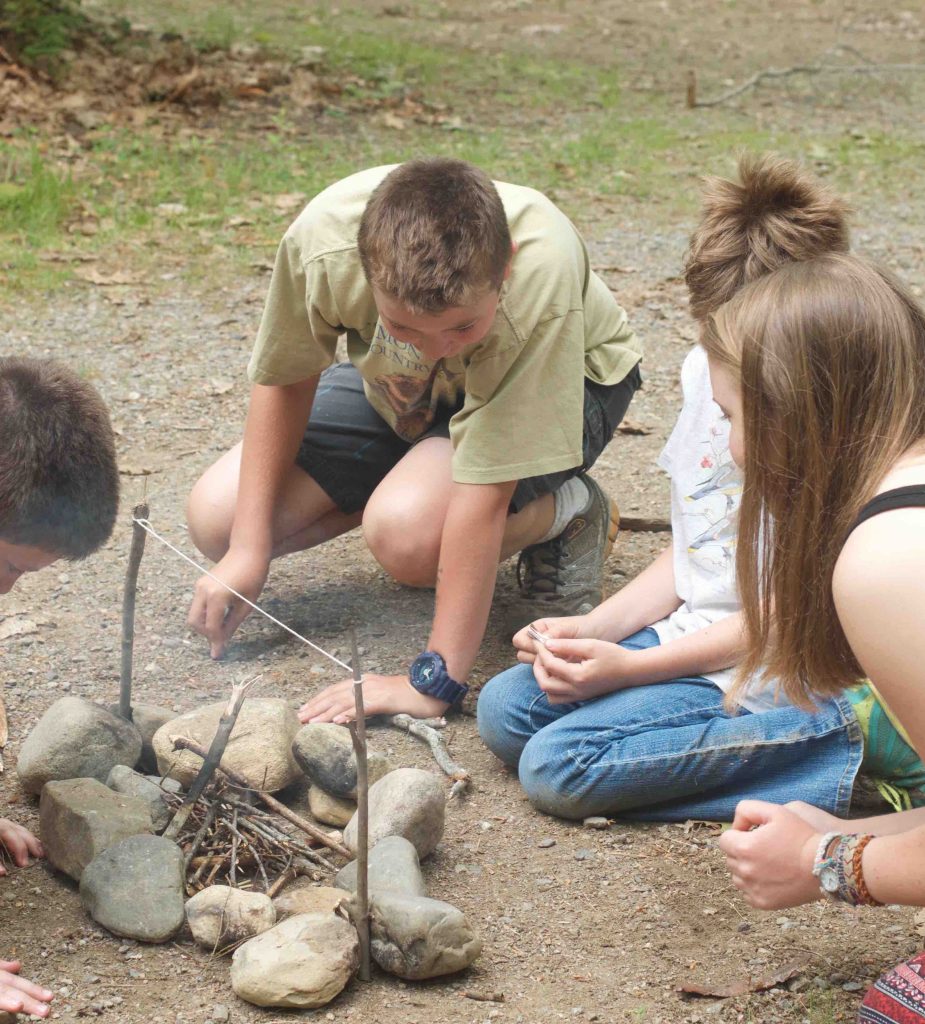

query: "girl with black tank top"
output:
698 252 925 1022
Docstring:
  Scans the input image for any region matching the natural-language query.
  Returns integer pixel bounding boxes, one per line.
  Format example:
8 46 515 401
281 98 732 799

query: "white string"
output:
132 517 353 673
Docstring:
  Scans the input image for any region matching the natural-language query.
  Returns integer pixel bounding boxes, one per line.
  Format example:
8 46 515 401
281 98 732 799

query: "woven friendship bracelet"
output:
850 834 883 907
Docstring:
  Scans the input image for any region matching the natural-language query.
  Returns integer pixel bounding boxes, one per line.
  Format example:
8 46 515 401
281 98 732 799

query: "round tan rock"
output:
308 786 355 828
186 885 276 952
153 699 301 791
273 885 349 920
230 912 359 1008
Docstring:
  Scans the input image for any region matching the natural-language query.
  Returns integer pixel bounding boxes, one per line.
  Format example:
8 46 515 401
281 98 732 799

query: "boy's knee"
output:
186 475 232 563
362 500 439 587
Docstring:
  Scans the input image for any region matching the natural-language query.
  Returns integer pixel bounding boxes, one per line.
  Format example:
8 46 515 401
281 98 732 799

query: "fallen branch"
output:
346 630 371 982
386 713 471 797
692 45 925 108
620 516 671 533
163 673 261 841
172 735 351 859
119 502 149 721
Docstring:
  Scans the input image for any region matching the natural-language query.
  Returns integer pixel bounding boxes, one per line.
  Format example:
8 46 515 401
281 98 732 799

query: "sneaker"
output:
507 475 619 634
847 681 925 810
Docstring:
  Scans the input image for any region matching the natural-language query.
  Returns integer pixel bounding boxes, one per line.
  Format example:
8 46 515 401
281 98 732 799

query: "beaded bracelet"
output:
832 833 882 907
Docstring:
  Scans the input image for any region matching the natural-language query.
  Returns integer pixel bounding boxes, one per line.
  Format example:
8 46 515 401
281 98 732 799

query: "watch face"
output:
820 866 839 894
412 652 441 689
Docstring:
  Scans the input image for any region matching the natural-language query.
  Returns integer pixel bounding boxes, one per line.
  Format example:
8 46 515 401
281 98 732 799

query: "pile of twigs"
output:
162 783 338 898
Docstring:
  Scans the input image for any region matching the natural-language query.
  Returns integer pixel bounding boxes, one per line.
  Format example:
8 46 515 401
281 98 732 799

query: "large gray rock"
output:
106 765 181 832
185 886 276 952
40 778 153 881
291 724 393 799
343 768 445 860
308 785 355 828
335 836 426 898
79 834 185 942
370 892 482 980
230 912 359 1008
18 697 142 795
131 704 174 774
153 699 301 792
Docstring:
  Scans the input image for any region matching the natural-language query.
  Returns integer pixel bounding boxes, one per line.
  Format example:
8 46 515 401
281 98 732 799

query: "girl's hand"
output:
512 615 591 664
0 819 43 874
784 800 844 834
531 637 637 704
718 800 822 910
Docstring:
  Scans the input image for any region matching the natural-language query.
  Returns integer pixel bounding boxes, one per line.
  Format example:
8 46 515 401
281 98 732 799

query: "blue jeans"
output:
477 627 863 822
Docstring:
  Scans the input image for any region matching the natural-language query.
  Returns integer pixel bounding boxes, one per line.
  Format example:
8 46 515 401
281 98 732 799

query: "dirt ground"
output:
3 2 925 1022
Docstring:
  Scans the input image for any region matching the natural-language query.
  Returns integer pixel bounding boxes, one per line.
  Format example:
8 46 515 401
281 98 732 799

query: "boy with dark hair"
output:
0 356 119 1018
186 158 642 723
477 155 865 823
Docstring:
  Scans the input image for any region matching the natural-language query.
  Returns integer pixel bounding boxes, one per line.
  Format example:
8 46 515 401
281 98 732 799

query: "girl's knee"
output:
477 667 539 767
518 736 594 820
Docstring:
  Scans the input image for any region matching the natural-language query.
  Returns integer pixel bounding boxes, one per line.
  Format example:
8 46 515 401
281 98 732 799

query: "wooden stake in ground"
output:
163 673 261 842
0 688 7 774
119 501 149 722
346 629 371 982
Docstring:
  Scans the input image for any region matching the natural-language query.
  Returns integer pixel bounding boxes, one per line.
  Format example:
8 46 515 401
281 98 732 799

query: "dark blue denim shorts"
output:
296 361 642 515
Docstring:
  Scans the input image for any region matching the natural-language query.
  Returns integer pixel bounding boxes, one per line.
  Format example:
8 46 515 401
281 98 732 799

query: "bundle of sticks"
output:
163 782 338 898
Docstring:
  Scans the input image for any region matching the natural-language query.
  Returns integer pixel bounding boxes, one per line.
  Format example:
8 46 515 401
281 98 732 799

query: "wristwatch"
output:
811 831 843 899
408 651 468 705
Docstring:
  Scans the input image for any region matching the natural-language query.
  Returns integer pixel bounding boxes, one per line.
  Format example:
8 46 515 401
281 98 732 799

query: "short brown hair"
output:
357 158 512 313
0 357 119 558
702 254 925 707
685 153 850 322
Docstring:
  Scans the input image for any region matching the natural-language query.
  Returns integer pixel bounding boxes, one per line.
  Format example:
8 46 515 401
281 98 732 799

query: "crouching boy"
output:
186 158 642 722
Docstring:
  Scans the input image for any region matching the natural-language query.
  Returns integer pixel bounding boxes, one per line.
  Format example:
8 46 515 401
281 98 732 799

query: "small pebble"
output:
537 838 556 849
582 816 608 830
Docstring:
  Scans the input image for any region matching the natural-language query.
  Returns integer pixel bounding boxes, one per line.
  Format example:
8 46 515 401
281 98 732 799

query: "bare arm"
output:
188 377 319 657
583 544 682 642
430 480 516 684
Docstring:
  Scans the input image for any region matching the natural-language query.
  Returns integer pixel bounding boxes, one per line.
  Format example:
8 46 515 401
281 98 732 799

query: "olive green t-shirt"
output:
247 165 641 485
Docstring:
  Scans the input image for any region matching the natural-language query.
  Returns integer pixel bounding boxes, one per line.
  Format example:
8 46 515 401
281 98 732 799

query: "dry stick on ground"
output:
172 735 352 859
163 673 262 842
119 501 149 722
691 43 925 108
386 713 471 798
346 629 371 983
620 516 671 533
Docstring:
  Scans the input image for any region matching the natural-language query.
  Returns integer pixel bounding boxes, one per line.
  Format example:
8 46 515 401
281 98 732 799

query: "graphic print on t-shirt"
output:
365 322 465 441
682 415 741 578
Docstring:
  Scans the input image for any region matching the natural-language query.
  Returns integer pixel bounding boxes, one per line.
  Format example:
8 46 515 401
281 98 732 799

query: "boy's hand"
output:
0 819 43 874
299 674 449 724
717 801 822 910
187 548 270 659
0 961 52 1018
512 615 592 665
530 638 637 703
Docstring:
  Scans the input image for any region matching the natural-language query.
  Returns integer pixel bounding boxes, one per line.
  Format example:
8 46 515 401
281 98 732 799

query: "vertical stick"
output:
163 674 260 841
120 501 149 722
347 629 371 982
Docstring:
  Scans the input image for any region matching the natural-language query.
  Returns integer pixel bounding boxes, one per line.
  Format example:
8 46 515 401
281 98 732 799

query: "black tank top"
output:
851 484 925 534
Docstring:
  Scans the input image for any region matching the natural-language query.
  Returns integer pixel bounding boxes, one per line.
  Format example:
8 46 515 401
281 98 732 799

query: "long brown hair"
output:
702 253 925 706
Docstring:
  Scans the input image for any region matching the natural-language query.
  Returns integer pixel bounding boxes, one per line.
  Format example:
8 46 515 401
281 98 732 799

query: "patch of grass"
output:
0 148 77 239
